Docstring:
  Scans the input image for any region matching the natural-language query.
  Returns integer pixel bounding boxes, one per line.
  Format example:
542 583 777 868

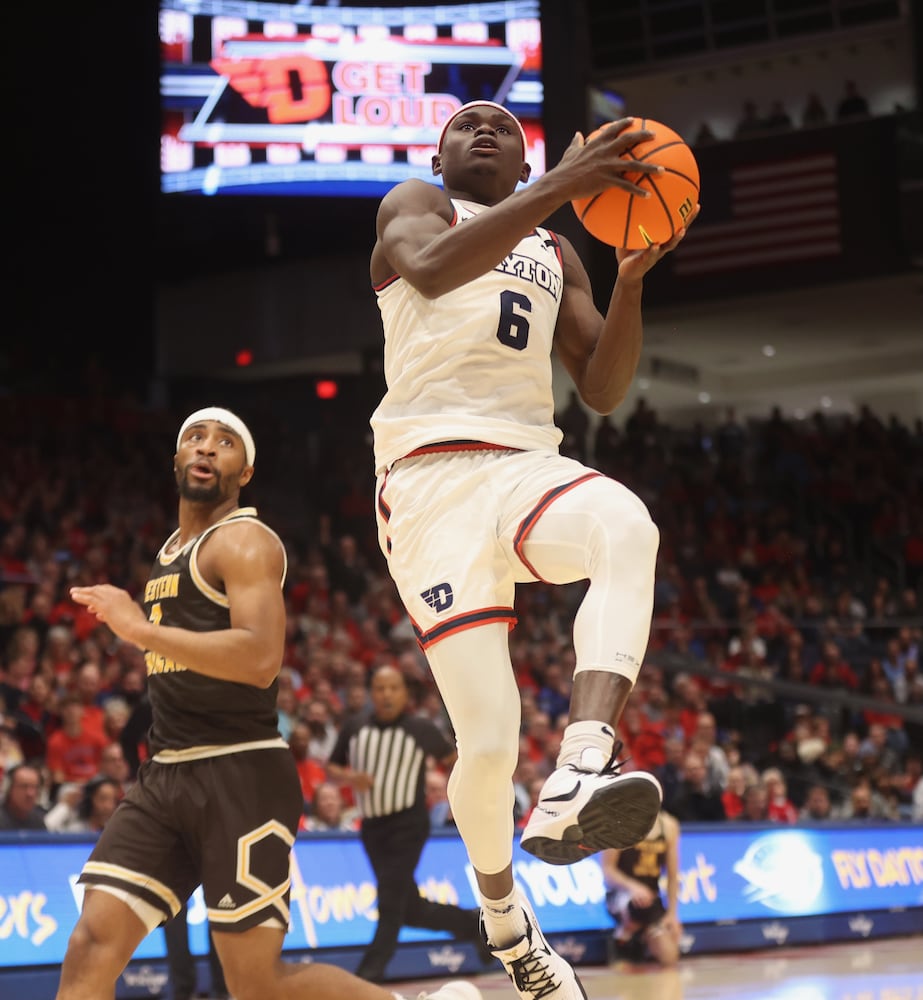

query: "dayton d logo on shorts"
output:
420 583 454 613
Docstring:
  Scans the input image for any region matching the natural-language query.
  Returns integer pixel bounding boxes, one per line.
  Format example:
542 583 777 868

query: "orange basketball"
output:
571 118 700 249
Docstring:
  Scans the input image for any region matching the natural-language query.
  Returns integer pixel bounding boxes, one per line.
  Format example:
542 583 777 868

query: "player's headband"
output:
437 101 527 157
176 407 256 466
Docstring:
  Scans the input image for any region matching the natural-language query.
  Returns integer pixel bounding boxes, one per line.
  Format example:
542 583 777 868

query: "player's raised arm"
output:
372 110 661 300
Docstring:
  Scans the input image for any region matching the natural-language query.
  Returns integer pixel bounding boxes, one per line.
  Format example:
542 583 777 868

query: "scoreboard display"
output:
159 0 545 197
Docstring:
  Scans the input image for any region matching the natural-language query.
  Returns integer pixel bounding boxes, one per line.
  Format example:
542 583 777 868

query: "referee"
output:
328 664 490 983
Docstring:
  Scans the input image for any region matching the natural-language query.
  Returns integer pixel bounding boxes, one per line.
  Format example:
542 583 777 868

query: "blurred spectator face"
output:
526 712 552 744
425 769 448 809
304 699 330 726
911 677 923 704
763 769 787 799
88 781 120 829
417 689 445 721
682 753 707 789
344 661 368 686
313 784 345 825
0 726 24 769
905 658 919 686
28 589 53 621
344 682 369 715
723 739 742 768
870 677 893 701
543 727 564 766
120 668 145 697
99 743 129 784
726 766 747 797
664 737 685 766
620 705 642 735
866 723 887 750
277 688 297 717
75 662 102 703
514 759 539 788
695 712 718 745
6 654 35 689
742 784 769 820
60 698 84 732
646 683 668 712
851 783 872 816
520 691 537 726
10 626 40 660
288 723 310 757
4 766 41 820
804 786 831 819
27 672 51 705
821 640 842 664
313 678 337 708
104 698 130 740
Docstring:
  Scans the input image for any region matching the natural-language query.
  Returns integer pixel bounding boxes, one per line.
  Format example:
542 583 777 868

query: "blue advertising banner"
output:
1 823 921 970
673 824 923 920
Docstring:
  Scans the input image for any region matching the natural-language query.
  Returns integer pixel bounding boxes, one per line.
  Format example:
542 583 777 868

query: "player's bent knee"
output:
646 925 680 966
460 734 520 780
63 919 96 962
619 507 659 559
587 488 659 566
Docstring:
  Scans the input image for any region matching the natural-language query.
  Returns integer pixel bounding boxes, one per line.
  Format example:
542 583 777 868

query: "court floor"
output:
397 935 923 1000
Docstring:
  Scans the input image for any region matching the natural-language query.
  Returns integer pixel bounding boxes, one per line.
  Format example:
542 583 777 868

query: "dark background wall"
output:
10 1 159 396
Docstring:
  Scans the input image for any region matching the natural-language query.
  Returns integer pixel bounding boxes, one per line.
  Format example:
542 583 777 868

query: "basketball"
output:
571 119 700 250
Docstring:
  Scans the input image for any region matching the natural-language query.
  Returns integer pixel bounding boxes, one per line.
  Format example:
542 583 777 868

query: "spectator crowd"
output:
2 390 922 833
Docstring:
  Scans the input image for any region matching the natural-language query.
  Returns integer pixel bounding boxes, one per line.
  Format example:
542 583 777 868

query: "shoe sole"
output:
520 773 662 865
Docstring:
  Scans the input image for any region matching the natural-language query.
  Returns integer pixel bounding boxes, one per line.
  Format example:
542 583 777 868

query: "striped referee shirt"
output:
329 712 455 819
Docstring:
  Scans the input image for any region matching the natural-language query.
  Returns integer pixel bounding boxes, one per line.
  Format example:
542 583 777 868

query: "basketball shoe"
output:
520 742 662 865
482 893 587 1000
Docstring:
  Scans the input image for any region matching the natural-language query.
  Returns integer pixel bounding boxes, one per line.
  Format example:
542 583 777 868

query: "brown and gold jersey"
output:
142 507 287 756
616 814 667 894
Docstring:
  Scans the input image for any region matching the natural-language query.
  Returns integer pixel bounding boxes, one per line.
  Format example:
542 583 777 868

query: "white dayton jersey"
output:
371 198 566 474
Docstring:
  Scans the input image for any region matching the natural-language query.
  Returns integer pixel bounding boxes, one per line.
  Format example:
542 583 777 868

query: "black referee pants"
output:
356 807 480 982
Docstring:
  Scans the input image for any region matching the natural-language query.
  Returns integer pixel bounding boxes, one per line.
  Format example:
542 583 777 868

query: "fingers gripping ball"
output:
572 119 700 249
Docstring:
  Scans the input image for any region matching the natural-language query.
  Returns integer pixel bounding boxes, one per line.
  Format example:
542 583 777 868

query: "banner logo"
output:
733 833 824 912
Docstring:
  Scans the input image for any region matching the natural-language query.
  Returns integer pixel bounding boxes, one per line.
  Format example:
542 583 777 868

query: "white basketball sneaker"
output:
482 894 587 1000
398 982 483 1000
520 743 662 865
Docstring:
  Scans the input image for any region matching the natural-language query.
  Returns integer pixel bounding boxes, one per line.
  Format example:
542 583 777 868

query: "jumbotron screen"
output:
159 0 545 197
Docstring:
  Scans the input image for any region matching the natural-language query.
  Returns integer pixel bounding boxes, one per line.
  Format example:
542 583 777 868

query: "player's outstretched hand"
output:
556 117 663 200
615 203 700 280
70 584 148 648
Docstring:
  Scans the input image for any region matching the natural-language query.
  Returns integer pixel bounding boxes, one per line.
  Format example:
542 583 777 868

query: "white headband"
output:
176 407 256 466
437 100 527 156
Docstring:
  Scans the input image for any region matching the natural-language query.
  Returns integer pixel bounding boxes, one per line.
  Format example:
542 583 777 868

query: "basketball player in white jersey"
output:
369 102 698 1000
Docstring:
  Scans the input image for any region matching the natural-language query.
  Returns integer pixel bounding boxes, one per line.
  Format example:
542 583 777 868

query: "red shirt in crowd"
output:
46 726 109 784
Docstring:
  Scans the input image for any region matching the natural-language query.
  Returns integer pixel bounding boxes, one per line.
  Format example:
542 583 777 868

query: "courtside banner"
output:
1 824 921 968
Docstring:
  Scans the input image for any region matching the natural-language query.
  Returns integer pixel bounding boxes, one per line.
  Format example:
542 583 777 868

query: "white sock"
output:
557 720 616 771
481 888 527 948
